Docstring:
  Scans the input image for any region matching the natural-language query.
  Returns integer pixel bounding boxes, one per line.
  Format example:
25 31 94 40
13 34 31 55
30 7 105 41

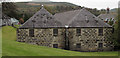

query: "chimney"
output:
41 4 44 9
107 7 110 14
85 15 89 23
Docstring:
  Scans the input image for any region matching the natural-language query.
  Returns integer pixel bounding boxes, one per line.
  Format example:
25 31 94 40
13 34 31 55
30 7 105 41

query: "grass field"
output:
0 28 2 57
2 26 118 56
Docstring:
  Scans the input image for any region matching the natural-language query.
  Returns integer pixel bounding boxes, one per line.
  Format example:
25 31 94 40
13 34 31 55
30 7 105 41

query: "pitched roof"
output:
2 13 11 19
97 14 115 20
54 10 81 26
20 7 111 28
19 7 62 28
55 8 111 27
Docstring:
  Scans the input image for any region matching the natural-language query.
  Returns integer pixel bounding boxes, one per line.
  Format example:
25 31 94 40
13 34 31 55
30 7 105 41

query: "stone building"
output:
97 8 116 24
17 6 114 51
2 13 11 26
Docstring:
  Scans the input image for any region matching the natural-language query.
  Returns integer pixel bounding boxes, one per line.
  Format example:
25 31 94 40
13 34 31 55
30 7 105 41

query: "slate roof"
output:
19 7 62 28
55 8 111 27
54 10 81 26
2 13 12 26
2 13 11 19
20 7 111 28
97 14 115 20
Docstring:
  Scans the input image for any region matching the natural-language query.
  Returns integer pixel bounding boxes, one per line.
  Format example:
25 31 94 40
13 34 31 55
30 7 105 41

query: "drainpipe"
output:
65 25 69 50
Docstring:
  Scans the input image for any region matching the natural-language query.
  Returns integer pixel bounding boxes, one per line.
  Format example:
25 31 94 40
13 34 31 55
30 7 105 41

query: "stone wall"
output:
17 27 114 51
17 28 65 49
67 28 114 51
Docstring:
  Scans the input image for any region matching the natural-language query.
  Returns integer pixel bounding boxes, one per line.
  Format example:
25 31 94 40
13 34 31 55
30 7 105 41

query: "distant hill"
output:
4 2 102 22
110 8 118 13
15 2 81 22
16 2 78 8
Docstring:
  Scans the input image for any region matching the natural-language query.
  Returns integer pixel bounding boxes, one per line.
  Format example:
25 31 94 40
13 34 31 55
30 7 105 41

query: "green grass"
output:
2 26 118 56
0 28 2 58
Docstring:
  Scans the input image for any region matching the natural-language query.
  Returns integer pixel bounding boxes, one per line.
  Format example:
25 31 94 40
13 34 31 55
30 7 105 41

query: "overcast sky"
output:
1 0 120 10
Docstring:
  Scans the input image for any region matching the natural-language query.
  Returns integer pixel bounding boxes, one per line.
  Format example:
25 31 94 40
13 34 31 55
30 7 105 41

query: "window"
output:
53 29 58 36
76 28 81 36
76 43 81 48
112 28 114 33
29 29 34 37
53 44 58 48
98 29 103 36
98 43 103 48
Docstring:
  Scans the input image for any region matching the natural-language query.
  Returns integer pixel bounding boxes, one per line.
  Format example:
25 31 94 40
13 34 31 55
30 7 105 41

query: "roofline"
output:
19 26 112 29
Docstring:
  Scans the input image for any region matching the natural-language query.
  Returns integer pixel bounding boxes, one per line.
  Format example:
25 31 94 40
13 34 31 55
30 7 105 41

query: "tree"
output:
117 8 120 50
101 9 106 14
19 18 24 24
112 8 120 50
2 2 20 19
108 18 114 26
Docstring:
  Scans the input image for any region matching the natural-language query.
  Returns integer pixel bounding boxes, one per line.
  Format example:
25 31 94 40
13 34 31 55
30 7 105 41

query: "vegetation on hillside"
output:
2 2 19 19
2 26 118 56
117 8 120 50
2 2 118 23
110 8 120 50
2 2 103 22
2 2 24 24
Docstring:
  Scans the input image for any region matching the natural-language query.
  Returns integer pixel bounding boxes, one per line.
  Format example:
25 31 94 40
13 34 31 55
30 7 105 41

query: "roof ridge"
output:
54 9 81 15
68 8 97 26
19 6 62 28
19 7 44 28
67 9 83 26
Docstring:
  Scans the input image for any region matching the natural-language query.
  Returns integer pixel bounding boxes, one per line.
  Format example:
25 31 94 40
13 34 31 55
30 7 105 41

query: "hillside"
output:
3 2 103 23
14 2 80 22
1 26 118 56
15 2 79 14
16 2 78 8
0 28 1 58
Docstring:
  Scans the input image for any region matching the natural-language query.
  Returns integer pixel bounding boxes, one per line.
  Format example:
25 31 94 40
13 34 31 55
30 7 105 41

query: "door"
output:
98 43 103 51
53 44 58 48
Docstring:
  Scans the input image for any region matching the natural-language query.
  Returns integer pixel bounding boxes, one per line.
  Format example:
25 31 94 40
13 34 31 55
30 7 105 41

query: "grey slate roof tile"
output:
20 7 112 28
55 8 111 27
98 14 115 20
54 10 80 26
19 7 62 28
2 13 11 19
